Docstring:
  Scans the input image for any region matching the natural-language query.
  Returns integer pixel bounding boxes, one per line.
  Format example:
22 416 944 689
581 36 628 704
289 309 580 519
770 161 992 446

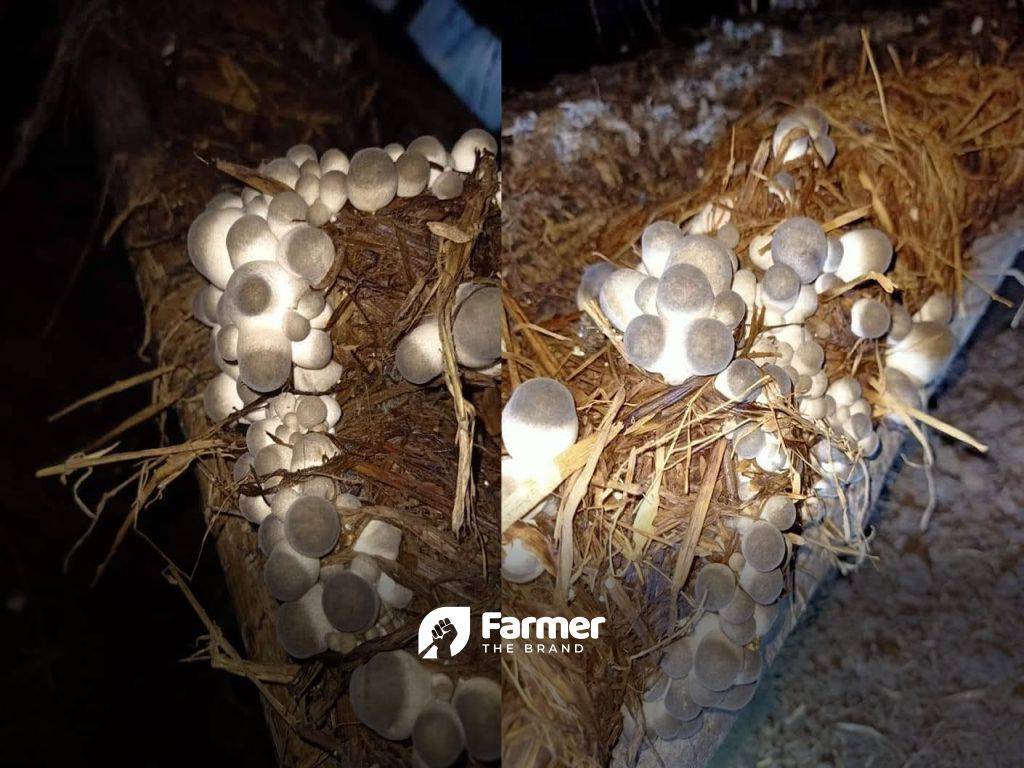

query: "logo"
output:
418 606 471 659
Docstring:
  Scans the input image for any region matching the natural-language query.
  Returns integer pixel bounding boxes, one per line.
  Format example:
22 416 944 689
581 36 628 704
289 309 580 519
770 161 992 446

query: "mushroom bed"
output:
500 53 1024 768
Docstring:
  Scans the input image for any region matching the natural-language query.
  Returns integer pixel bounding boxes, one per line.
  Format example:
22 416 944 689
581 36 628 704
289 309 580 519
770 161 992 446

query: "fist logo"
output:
418 607 470 660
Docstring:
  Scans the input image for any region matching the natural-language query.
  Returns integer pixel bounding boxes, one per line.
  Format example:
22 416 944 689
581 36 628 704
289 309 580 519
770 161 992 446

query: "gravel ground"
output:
711 256 1024 768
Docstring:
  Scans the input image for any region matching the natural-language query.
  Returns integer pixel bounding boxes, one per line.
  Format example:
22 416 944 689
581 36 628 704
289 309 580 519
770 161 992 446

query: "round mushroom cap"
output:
319 148 350 174
624 314 667 371
286 144 318 167
501 536 546 584
451 128 497 173
719 583 756 624
634 276 660 315
685 671 726 707
267 190 309 237
714 359 762 402
885 321 956 386
711 290 747 329
277 225 336 284
761 264 801 309
693 629 743 691
850 298 892 340
226 214 278 269
395 151 430 197
656 264 714 323
321 569 380 633
295 395 328 429
694 562 736 610
664 677 702 722
204 372 245 421
220 260 304 326
836 228 894 282
682 318 735 376
258 514 286 556
350 650 434 740
347 148 399 213
666 235 734 294
659 637 695 679
599 268 646 331
294 173 320 206
291 328 334 370
451 677 501 762
577 261 617 310
412 700 466 768
431 170 464 200
733 427 766 460
760 495 796 530
740 520 786 572
237 327 293 393
275 584 331 659
406 135 449 168
719 615 757 646
792 340 824 375
290 431 339 470
502 377 578 462
739 563 784 605
188 207 244 289
294 359 343 393
318 170 347 213
396 317 443 384
284 495 340 557
261 157 301 188
264 542 320 601
453 285 501 368
770 217 827 283
641 220 686 278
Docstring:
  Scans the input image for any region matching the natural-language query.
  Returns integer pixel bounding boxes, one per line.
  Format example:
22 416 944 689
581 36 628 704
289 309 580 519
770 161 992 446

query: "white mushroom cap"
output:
886 321 956 386
577 261 617 311
716 222 741 251
761 264 801 310
644 674 670 702
277 225 336 284
395 151 430 198
823 235 844 273
406 135 449 170
599 268 646 331
880 366 923 422
772 116 812 162
771 217 827 283
501 378 578 462
740 520 786 572
321 569 379 633
660 637 695 679
760 495 796 530
220 260 305 328
850 298 892 339
188 207 244 289
238 492 272 524
290 432 339 471
453 285 501 368
665 235 734 294
204 372 244 421
294 359 343 393
264 540 320 601
451 128 497 173
711 290 747 329
284 494 340 557
641 220 686 277
782 284 818 324
206 191 244 210
715 681 758 712
217 324 240 360
320 148 350 174
914 293 953 324
451 677 501 762
693 629 743 691
791 340 824 375
261 158 301 189
694 562 736 610
888 303 913 344
350 650 434 740
714 359 762 402
431 170 465 200
291 328 333 370
681 318 735 376
739 563 784 605
733 426 766 460
286 144 318 167
827 376 861 407
412 701 466 768
237 326 293 392
266 190 309 238
353 519 403 561
731 269 757 308
835 228 893 282
226 214 279 269
719 614 756 646
656 264 714 323
295 395 328 429
396 317 444 384
747 232 773 272
318 170 348 213
501 535 546 584
623 314 667 371
347 148 399 213
718 584 756 624
664 677 702 722
685 671 726 707
295 173 320 206
382 142 405 161
275 583 333 659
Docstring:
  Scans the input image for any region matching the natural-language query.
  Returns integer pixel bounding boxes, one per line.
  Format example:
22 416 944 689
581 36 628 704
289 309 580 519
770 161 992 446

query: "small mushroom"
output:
760 495 796 530
719 614 756 646
261 158 301 188
714 359 763 402
685 671 726 707
264 541 320 601
739 563 784 605
406 135 449 179
577 261 617 311
660 637 695 679
258 515 286 557
740 520 786 572
277 225 336 284
204 372 245 421
719 583 756 624
735 647 763 684
664 677 703 722
761 264 801 311
634 276 660 315
641 220 686 277
353 519 403 561
275 583 333 659
682 318 735 376
770 217 827 283
665 235 734 294
284 495 340 557
694 562 736 611
226 214 279 268
850 298 892 339
453 285 501 368
321 569 380 633
753 601 780 637
710 290 747 329
320 148 350 174
501 378 578 462
656 264 714 323
451 677 501 762
431 170 465 200
188 207 244 289
599 268 647 331
412 701 466 768
913 293 953 324
396 318 444 384
715 681 758 711
349 650 434 740
623 314 667 371
693 629 743 691
396 151 430 198
450 128 497 173
835 228 893 282
347 148 399 213
886 321 956 386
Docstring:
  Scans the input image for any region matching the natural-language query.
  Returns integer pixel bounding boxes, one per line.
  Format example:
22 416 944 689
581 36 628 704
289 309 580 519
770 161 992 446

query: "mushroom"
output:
451 128 497 173
681 318 735 376
886 321 956 386
346 148 399 213
714 359 763 402
501 377 578 462
710 290 747 329
599 268 646 331
694 562 736 610
204 372 245 421
740 520 786 572
641 698 688 741
747 232 773 271
320 148 350 174
888 303 913 343
451 677 501 762
261 158 301 188
377 572 415 609
716 222 741 251
850 298 892 339
914 293 953 324
396 318 444 384
406 135 449 179
349 650 434 740
641 220 686 277
502 527 547 584
264 541 320 601
880 367 923 422
664 677 703 722
275 583 333 659
761 264 801 311
576 261 617 311
760 495 796 530
317 171 348 215
321 569 380 633
623 314 667 371
791 340 824 375
188 207 244 289
731 268 757 308
396 151 431 198
295 395 328 429
693 629 743 691
782 284 818 323
284 494 340 557
226 214 279 268
634 277 659 315
685 671 726 707
719 614 756 646
835 228 893 282
718 583 756 624
656 264 714 323
431 170 465 200
735 647 763 684
412 701 466 768
733 426 766 460
293 359 343 393
353 519 403 561
236 328 293 393
277 225 336 284
193 284 223 327
770 217 827 283
739 563 784 605
266 190 309 238
665 235 734 294
453 285 501 368
258 514 286 557
660 637 695 679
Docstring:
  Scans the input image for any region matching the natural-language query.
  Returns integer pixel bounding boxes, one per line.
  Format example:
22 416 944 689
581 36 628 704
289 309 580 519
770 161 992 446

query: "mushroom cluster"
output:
395 282 502 384
349 651 501 766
